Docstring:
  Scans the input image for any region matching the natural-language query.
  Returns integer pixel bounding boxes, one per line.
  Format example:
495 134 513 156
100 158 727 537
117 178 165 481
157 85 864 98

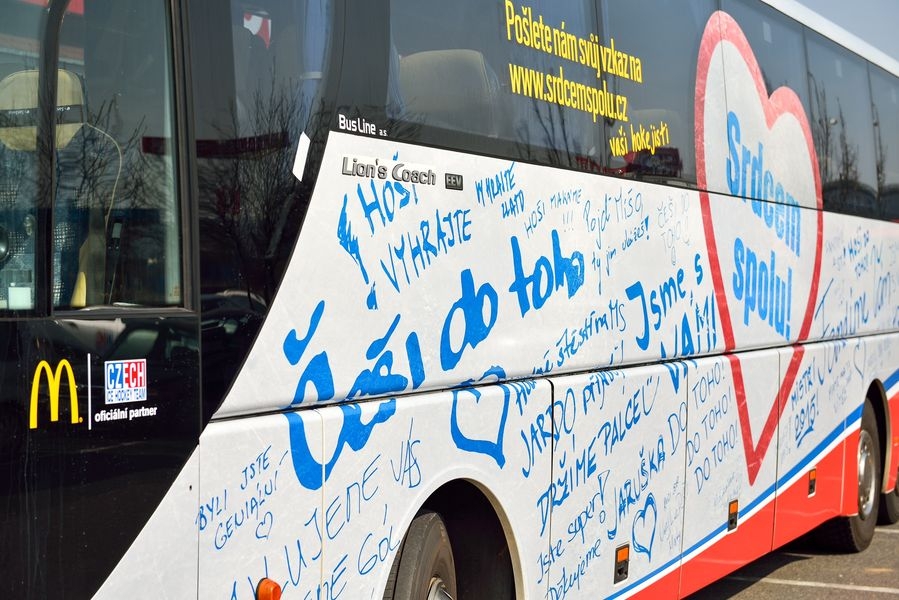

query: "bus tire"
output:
819 400 880 552
383 510 457 600
878 470 899 525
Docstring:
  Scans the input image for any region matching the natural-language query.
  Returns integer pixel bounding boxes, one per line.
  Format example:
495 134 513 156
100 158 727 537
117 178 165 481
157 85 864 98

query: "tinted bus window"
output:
870 64 899 220
54 0 181 309
191 0 331 301
189 0 333 416
600 0 715 186
0 0 44 310
386 0 712 183
388 0 601 169
0 0 180 312
805 31 878 217
722 0 809 108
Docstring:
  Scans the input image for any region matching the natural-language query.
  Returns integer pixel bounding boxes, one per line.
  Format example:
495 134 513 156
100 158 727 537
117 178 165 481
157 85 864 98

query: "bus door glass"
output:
0 0 47 310
0 0 181 313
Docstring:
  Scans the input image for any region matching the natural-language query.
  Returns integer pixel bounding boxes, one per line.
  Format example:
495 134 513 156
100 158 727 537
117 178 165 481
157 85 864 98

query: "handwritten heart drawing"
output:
450 366 509 468
255 511 274 540
695 11 823 485
632 494 657 561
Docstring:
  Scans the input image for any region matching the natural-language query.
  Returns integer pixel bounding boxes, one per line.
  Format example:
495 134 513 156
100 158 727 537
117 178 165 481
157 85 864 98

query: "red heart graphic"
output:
695 11 823 485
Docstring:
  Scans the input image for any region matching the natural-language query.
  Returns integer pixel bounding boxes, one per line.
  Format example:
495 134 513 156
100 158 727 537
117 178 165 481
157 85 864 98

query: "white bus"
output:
1 0 897 598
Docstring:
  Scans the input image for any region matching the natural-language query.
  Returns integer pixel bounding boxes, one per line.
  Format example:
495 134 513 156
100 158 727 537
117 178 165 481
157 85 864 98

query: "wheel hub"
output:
427 577 454 600
857 429 877 520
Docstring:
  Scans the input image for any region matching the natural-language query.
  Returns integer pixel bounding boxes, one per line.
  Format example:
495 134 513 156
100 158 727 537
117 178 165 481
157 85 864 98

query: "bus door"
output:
0 1 200 597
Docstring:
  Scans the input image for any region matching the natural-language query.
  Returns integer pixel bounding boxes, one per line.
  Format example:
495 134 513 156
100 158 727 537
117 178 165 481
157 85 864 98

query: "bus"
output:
1 0 897 598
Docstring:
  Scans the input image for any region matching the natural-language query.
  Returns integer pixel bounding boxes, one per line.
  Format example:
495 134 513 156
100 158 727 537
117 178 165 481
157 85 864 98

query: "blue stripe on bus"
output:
884 368 899 393
602 408 860 598
606 552 684 600
847 402 864 424
777 408 854 487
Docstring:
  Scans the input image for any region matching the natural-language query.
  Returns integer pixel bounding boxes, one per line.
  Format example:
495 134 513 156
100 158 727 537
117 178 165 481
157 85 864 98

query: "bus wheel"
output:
383 510 457 600
879 468 899 525
820 400 880 551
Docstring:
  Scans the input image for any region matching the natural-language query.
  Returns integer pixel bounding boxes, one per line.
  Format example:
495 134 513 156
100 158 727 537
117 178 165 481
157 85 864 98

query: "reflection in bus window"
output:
190 0 332 415
53 0 181 308
601 0 714 186
0 0 181 311
384 0 716 183
193 0 331 300
806 30 878 218
870 64 899 220
0 2 44 310
722 0 809 112
388 0 601 169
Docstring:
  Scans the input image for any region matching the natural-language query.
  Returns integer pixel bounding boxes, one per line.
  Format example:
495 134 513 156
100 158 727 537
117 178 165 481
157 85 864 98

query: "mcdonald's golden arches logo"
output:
30 359 81 429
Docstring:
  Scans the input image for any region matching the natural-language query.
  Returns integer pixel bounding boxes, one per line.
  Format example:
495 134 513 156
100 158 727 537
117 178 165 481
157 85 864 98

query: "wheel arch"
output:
420 478 517 600
866 379 890 493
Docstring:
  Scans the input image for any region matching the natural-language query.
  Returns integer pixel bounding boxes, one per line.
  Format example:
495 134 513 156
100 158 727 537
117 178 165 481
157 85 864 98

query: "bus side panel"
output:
548 365 687 599
813 214 899 342
834 333 899 516
4 316 200 599
197 411 325 599
772 342 850 549
213 133 716 421
868 333 899 492
93 449 200 599
314 382 552 599
627 571 682 600
771 440 844 548
679 352 778 598
678 507 774 598
811 211 899 499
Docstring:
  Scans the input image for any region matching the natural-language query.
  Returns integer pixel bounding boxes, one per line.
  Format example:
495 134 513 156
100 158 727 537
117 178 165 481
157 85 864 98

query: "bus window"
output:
722 0 810 118
715 1 811 206
189 0 333 417
191 0 331 302
805 30 879 218
870 64 899 220
0 0 182 311
0 1 46 310
53 0 181 308
600 0 714 186
387 0 602 170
